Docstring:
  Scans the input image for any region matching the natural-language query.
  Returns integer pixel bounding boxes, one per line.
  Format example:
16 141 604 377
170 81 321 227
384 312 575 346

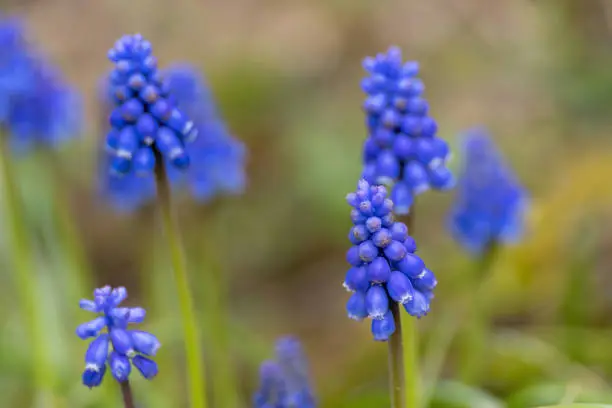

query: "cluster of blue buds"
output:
361 46 453 214
105 34 197 176
448 128 527 255
254 336 316 408
344 180 437 341
0 16 81 153
163 65 247 202
77 286 160 387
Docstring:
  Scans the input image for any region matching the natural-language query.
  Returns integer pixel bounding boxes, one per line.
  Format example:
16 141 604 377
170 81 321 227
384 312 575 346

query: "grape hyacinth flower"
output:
254 336 316 408
448 128 528 255
361 46 453 214
77 286 160 388
105 34 197 177
0 16 81 152
100 61 246 209
344 179 437 341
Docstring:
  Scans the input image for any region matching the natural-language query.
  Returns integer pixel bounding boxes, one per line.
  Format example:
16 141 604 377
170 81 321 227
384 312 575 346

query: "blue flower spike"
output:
361 47 453 214
448 128 528 255
0 16 81 153
254 336 316 408
105 34 197 177
77 286 160 388
344 179 437 341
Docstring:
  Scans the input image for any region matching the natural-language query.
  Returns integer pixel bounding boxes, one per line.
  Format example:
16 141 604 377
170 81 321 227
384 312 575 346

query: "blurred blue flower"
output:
100 58 246 209
77 286 160 387
0 16 81 152
448 128 528 255
361 46 453 214
105 34 197 176
254 336 316 408
163 65 247 202
344 180 436 341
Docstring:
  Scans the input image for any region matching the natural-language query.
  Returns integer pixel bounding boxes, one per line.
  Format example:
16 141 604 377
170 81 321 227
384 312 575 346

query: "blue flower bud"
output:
121 98 144 122
401 115 420 136
392 135 413 160
365 285 389 319
383 240 406 262
358 200 373 216
131 330 161 356
406 97 428 116
346 192 359 207
391 182 413 215
76 317 106 339
85 334 109 370
358 241 378 263
365 216 382 233
403 236 417 253
135 113 158 145
346 292 368 321
374 198 393 217
82 364 106 388
381 213 394 228
403 290 429 318
371 311 395 341
403 162 428 194
412 269 437 292
109 287 127 307
421 117 437 138
414 138 436 165
429 166 454 190
396 253 425 278
367 257 391 283
133 148 155 176
372 229 392 248
151 98 172 121
349 225 369 244
116 126 139 159
350 209 367 224
128 73 146 90
110 329 134 356
109 108 125 128
375 150 400 185
346 246 362 267
381 109 401 130
112 85 132 102
389 222 408 242
133 355 158 379
105 129 120 152
79 299 101 313
343 266 369 293
109 351 131 382
387 271 414 304
363 137 380 161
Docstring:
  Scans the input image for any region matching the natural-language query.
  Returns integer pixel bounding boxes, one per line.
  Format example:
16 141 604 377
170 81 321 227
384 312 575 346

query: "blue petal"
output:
130 330 161 356
76 317 106 339
109 351 131 382
132 355 158 379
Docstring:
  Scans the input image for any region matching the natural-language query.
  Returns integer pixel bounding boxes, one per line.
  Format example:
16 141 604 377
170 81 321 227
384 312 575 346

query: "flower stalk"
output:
154 153 208 408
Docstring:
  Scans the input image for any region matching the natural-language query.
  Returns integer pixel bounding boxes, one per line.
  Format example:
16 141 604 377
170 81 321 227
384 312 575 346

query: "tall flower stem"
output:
388 302 405 408
154 152 207 408
120 381 136 408
0 140 55 407
401 210 419 408
457 242 498 384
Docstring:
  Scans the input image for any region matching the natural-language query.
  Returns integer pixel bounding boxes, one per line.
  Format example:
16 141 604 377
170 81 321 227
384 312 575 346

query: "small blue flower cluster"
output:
105 34 197 176
77 286 160 387
254 337 316 408
344 180 436 341
361 46 453 214
449 128 527 255
0 16 81 153
163 65 247 202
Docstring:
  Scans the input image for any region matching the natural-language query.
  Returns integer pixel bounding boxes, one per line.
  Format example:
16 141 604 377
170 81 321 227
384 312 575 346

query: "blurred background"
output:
2 0 612 407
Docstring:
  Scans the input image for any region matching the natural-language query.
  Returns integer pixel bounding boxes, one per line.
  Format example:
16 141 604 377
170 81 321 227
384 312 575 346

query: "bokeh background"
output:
2 0 612 407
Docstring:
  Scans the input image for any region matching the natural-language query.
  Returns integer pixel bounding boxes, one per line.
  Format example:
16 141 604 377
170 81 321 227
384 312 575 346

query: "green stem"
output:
457 242 498 384
154 156 207 408
402 210 419 408
0 142 55 407
388 302 405 408
119 380 136 408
